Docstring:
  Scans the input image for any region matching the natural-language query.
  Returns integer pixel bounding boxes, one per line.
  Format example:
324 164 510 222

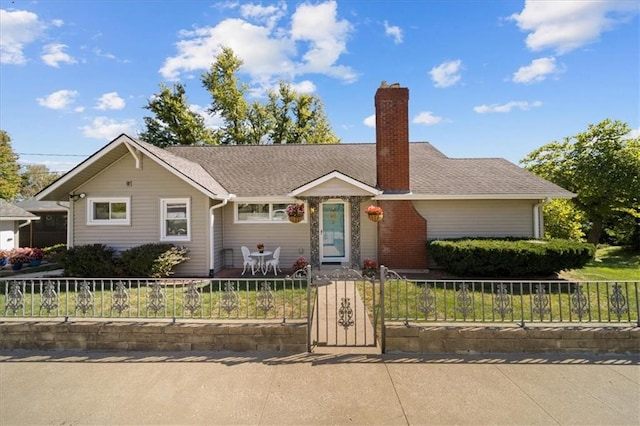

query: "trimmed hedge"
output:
428 239 595 277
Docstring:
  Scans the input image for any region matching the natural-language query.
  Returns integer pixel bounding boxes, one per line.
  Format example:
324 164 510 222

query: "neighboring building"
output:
16 199 68 248
36 84 574 276
0 199 40 251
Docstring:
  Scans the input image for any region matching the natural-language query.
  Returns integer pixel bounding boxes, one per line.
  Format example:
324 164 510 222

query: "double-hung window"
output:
161 198 190 241
87 197 130 225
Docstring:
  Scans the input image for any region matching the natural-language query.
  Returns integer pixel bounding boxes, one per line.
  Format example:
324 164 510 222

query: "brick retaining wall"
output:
0 321 307 353
385 324 640 354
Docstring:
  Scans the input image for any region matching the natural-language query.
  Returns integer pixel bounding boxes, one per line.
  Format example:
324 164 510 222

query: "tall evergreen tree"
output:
0 130 22 201
140 83 217 147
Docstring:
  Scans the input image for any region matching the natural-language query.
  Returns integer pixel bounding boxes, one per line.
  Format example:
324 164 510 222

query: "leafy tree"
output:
20 165 60 199
0 130 21 201
201 47 339 145
542 199 586 241
522 119 640 245
201 46 250 145
139 83 217 147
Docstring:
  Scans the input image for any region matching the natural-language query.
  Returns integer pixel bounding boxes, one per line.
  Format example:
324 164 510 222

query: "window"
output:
161 198 190 241
87 198 130 225
235 202 299 223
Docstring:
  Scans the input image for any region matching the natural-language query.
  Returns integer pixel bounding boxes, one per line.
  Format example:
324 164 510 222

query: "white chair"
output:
241 246 258 275
264 247 282 275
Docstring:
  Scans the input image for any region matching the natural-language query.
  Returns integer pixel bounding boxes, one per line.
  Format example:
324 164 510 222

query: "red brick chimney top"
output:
375 82 410 193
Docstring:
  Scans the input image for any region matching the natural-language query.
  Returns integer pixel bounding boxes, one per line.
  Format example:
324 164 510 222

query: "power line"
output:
17 153 89 157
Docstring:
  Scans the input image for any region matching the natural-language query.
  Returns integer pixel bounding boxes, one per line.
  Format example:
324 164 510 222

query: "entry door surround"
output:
304 196 368 268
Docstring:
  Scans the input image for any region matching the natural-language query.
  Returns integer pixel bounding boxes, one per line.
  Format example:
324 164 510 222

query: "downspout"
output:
56 202 72 248
209 196 232 277
533 197 551 239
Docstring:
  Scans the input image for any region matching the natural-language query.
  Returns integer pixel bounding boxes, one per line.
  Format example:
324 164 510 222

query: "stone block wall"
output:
0 321 307 353
385 324 640 354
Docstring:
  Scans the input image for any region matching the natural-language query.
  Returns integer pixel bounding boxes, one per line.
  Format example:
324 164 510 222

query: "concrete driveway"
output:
1 350 638 425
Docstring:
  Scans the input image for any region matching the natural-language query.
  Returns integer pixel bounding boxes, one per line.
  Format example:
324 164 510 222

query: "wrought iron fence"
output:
382 271 639 326
1 276 308 322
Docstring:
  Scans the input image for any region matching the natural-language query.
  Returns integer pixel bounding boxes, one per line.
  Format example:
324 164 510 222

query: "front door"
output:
320 201 349 264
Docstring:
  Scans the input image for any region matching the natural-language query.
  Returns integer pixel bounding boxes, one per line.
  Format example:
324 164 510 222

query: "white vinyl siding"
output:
413 199 535 239
71 154 209 276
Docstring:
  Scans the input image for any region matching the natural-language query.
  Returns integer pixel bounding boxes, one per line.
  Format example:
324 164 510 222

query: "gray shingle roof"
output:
165 142 573 198
0 199 39 220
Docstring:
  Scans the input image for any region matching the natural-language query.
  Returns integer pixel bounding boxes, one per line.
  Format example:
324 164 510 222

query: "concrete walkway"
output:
1 350 638 425
311 279 377 349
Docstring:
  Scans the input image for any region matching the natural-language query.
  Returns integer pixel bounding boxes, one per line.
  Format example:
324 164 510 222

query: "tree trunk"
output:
587 217 604 244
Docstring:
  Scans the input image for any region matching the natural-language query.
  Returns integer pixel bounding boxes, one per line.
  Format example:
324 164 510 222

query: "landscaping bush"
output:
118 243 189 278
58 244 118 277
43 243 67 263
428 238 595 277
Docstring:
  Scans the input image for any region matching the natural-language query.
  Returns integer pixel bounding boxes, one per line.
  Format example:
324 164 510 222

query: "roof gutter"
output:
374 193 576 201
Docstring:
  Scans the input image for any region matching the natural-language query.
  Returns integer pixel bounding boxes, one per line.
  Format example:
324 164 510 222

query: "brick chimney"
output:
374 82 429 270
375 82 410 193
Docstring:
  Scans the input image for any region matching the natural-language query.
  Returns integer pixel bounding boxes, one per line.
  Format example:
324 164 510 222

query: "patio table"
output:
250 251 272 275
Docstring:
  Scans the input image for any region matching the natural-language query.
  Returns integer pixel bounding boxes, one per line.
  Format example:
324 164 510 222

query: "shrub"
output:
58 244 118 277
43 243 67 263
118 243 189 278
428 238 595 277
362 259 378 277
292 256 309 272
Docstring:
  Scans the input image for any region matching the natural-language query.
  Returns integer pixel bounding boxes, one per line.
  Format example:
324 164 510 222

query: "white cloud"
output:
510 0 638 54
0 9 45 64
80 117 136 140
413 111 443 126
363 114 375 128
429 60 462 88
474 101 543 114
291 80 316 94
95 92 125 110
512 56 562 84
41 43 77 67
384 21 403 44
626 128 640 139
189 104 224 129
36 90 79 110
160 0 356 86
240 2 286 29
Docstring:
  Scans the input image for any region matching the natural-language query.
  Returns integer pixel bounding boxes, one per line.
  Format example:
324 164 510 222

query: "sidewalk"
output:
1 350 638 425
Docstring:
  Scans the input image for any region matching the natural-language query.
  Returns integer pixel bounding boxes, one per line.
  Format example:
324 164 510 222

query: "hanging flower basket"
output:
286 203 305 223
368 213 383 222
365 205 383 222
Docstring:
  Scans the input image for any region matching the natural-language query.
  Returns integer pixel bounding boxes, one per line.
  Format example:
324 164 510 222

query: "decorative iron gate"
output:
306 267 382 351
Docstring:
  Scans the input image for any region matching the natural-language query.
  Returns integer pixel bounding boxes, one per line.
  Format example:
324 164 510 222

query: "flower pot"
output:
29 259 42 267
259 249 264 253
288 215 303 223
11 262 23 271
0 257 7 267
368 213 383 222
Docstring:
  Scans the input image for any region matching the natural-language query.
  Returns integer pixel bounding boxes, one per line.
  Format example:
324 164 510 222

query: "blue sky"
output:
1 0 638 173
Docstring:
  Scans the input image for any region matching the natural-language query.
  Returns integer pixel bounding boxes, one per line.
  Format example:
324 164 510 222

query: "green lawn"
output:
560 246 640 281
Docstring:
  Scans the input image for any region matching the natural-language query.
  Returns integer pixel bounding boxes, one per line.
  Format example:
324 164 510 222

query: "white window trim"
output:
160 198 191 241
87 197 131 226
234 201 307 224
